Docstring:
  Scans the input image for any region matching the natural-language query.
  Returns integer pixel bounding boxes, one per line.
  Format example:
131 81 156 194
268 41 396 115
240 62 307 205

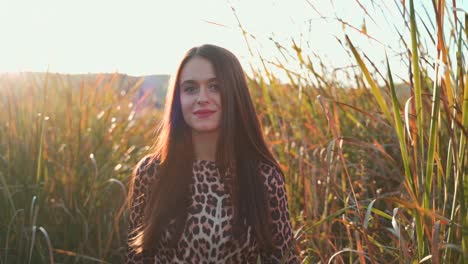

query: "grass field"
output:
0 1 466 263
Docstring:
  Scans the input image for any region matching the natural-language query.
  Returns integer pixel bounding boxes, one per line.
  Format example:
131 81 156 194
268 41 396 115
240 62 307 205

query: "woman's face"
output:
179 56 222 135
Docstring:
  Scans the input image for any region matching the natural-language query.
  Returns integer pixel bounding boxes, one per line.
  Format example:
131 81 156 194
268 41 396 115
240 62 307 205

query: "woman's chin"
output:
192 127 220 134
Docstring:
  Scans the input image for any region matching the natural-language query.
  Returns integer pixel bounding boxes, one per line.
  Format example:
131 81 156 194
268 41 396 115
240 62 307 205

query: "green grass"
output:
0 72 161 263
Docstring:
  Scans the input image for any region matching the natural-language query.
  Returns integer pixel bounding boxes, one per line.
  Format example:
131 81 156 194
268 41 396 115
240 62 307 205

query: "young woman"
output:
125 44 300 263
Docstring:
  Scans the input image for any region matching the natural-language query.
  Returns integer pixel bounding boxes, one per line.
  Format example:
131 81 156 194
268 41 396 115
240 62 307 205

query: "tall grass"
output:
241 0 466 263
0 0 466 263
0 73 161 263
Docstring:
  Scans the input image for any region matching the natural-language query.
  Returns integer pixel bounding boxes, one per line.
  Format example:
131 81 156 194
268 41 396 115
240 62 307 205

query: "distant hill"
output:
380 82 412 105
0 72 170 108
138 74 170 108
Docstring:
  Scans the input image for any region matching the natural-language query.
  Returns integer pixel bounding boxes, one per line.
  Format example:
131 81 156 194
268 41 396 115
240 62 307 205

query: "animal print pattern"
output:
125 156 300 263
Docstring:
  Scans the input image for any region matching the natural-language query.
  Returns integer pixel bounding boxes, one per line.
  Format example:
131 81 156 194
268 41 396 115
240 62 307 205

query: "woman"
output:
125 44 300 263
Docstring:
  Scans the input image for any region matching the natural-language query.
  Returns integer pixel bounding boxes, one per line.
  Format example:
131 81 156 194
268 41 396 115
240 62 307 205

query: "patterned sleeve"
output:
125 156 157 264
259 163 301 264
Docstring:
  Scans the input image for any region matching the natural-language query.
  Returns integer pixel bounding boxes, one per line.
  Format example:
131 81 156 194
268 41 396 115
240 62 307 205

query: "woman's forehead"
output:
179 57 217 84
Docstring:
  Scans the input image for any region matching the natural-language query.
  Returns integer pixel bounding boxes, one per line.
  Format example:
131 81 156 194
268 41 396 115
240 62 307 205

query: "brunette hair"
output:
127 44 283 255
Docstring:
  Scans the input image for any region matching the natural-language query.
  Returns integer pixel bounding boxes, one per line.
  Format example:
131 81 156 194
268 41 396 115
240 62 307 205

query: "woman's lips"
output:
194 111 215 118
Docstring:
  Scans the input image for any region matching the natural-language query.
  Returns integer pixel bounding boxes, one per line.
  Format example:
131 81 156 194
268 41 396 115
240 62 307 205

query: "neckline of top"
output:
194 159 216 163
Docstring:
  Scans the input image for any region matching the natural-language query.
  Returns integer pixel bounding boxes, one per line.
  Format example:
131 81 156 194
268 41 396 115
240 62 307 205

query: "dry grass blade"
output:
37 226 55 264
345 35 392 123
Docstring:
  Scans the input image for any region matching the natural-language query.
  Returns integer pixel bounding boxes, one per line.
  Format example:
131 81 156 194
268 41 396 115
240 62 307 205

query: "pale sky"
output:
1 0 466 83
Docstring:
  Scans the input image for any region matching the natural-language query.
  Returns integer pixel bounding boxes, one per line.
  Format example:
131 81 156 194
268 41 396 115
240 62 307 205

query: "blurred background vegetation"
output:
0 0 466 263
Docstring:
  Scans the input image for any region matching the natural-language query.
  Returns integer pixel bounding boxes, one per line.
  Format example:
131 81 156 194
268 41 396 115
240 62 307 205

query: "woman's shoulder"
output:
257 160 285 185
133 154 161 184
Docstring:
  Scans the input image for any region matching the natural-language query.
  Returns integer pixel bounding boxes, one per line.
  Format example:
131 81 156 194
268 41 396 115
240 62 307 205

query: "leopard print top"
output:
125 156 300 263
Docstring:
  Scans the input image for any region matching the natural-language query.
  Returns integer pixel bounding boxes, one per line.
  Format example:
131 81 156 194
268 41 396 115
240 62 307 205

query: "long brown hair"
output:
128 44 283 254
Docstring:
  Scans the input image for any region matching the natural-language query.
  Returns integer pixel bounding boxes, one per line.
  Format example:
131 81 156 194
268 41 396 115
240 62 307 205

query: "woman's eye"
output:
184 87 196 92
210 84 219 91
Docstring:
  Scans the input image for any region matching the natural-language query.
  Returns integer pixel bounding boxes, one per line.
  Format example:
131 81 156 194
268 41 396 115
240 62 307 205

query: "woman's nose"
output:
196 86 209 103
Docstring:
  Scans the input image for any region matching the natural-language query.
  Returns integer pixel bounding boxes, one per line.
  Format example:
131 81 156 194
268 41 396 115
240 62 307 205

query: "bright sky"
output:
1 0 466 83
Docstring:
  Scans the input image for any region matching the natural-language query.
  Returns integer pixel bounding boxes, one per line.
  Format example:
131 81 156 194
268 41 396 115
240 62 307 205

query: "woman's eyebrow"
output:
180 77 218 86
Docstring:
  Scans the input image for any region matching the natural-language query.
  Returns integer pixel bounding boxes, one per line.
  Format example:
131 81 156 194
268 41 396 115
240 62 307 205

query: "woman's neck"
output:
192 130 219 161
